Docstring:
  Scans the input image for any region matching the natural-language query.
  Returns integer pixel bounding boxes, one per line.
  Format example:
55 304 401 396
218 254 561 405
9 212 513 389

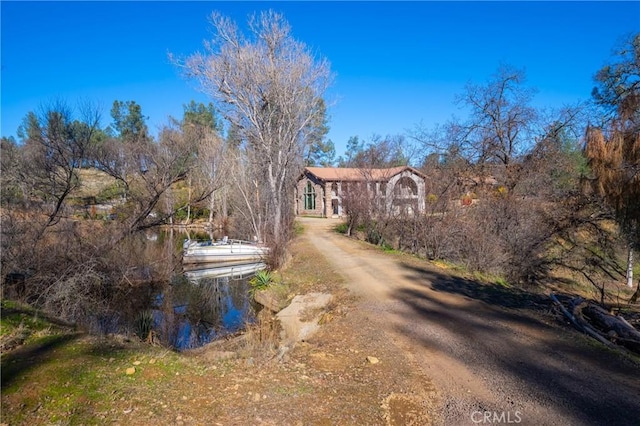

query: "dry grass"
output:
73 168 119 198
183 224 351 365
279 230 348 296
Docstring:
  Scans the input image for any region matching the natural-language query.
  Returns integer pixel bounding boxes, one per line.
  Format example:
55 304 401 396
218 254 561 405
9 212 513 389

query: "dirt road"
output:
299 217 640 426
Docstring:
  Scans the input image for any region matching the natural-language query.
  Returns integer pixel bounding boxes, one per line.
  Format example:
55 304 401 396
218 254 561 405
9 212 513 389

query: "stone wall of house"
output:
386 170 426 214
295 174 325 217
295 167 428 218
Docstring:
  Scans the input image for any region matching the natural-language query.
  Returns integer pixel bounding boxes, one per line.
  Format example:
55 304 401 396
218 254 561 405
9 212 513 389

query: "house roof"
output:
304 166 424 182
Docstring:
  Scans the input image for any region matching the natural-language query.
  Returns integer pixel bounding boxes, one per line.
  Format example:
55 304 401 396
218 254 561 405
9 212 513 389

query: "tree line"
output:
0 8 637 331
337 34 639 304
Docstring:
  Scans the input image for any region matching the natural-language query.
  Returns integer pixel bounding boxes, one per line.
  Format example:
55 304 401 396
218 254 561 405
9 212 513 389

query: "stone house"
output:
295 166 426 218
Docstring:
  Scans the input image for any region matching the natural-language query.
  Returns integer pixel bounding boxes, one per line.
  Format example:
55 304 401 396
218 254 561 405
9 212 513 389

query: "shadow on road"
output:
391 262 640 426
400 262 551 311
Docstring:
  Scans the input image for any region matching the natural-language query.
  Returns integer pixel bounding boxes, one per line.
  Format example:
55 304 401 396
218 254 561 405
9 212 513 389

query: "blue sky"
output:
2 1 639 156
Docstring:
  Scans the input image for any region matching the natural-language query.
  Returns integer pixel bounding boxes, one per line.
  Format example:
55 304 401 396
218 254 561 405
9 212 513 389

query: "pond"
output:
96 228 266 351
150 262 265 350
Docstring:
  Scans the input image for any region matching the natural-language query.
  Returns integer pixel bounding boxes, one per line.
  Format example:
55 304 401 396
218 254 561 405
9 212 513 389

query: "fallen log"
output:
550 293 616 349
550 293 585 332
551 293 640 354
581 303 640 352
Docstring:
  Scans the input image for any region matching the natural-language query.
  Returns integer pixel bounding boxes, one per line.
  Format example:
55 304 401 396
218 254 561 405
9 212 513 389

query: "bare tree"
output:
407 69 607 286
194 128 229 228
592 33 640 130
179 102 229 228
227 148 265 243
17 100 102 240
454 65 538 191
174 10 333 267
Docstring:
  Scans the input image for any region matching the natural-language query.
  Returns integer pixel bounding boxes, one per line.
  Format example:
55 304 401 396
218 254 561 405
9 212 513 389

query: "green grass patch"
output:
334 222 348 234
293 220 305 236
1 300 75 352
473 271 511 288
1 329 195 425
380 241 397 253
430 258 466 273
1 300 50 336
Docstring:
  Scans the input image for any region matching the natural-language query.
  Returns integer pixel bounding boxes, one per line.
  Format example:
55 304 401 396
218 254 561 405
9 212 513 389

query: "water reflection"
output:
95 228 265 351
152 261 265 351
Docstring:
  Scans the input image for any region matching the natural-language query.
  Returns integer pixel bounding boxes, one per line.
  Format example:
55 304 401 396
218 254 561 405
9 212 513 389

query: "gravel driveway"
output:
299 217 640 426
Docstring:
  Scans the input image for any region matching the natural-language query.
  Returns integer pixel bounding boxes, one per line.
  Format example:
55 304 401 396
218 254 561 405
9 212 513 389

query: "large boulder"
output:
276 293 332 345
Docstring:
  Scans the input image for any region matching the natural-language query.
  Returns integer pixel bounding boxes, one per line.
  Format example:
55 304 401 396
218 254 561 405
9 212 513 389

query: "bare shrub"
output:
38 261 109 325
239 309 281 362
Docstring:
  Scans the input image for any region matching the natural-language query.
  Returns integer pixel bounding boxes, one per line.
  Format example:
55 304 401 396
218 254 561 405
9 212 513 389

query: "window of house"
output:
394 177 418 196
331 182 338 196
304 181 316 210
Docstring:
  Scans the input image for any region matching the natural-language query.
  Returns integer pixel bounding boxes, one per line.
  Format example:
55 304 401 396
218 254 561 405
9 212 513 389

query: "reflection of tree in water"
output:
104 230 258 350
153 273 256 350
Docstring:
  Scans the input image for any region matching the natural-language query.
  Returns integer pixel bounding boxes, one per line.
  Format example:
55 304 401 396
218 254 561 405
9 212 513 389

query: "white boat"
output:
183 262 266 281
182 237 269 265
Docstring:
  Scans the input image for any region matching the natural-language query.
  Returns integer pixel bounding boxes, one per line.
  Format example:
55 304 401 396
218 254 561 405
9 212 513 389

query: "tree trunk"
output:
186 177 192 225
208 190 215 227
222 188 228 230
630 278 640 303
627 246 634 288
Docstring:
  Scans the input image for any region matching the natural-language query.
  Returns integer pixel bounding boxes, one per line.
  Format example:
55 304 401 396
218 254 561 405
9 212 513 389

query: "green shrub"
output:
380 241 395 252
133 310 154 341
174 209 188 221
249 270 273 294
95 183 124 203
334 223 348 234
366 228 383 245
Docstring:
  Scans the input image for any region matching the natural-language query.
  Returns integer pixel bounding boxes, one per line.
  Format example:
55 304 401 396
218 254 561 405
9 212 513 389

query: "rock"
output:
200 351 237 363
125 367 136 375
254 289 287 312
366 356 380 364
276 293 333 345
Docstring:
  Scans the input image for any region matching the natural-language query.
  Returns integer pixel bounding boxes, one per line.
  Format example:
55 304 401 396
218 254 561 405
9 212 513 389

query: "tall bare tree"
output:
174 101 226 226
174 10 333 267
189 126 228 228
455 64 538 191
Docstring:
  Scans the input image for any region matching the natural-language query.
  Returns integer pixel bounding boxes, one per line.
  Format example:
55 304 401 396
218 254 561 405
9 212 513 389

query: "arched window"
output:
304 182 316 210
394 177 418 197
